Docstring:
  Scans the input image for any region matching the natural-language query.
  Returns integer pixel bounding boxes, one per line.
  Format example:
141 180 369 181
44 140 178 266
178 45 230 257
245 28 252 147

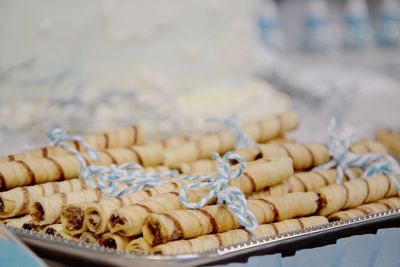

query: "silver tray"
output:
7 209 400 267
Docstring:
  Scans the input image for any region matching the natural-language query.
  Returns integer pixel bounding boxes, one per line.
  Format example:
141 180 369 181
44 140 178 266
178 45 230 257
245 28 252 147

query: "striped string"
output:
179 151 258 238
207 115 257 149
314 116 400 189
47 128 177 196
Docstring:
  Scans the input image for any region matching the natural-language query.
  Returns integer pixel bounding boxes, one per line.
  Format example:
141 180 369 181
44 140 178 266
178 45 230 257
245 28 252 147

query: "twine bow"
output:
48 128 177 196
179 151 258 237
314 116 400 189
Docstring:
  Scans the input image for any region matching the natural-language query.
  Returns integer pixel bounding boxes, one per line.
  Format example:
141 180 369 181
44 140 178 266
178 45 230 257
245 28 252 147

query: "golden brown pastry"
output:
376 129 400 161
0 144 165 191
79 232 101 245
84 179 192 235
109 158 294 237
249 168 364 199
151 216 328 255
0 179 89 218
99 233 133 250
328 197 400 221
164 112 299 168
316 175 399 216
142 192 319 246
30 189 108 225
126 237 154 254
0 125 146 162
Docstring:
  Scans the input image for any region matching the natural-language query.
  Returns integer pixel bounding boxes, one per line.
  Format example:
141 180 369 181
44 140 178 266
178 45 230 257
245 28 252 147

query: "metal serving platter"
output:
7 209 400 267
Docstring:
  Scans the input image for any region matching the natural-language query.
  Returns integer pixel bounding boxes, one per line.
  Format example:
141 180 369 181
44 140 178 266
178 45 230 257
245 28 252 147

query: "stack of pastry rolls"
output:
1 111 399 256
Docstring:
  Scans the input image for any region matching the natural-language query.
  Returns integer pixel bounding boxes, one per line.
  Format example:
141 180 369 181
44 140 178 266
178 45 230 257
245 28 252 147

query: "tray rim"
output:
6 208 400 266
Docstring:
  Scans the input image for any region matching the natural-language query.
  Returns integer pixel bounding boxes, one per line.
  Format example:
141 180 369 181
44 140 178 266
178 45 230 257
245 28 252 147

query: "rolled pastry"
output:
30 189 107 225
60 202 95 236
126 237 154 254
0 143 165 191
2 215 32 228
0 179 88 218
79 232 101 245
328 197 400 221
142 192 319 246
179 140 386 174
376 129 400 161
85 179 192 234
99 233 132 251
316 174 399 216
152 216 328 255
164 112 299 168
109 158 294 237
249 168 364 199
43 223 64 236
0 125 146 162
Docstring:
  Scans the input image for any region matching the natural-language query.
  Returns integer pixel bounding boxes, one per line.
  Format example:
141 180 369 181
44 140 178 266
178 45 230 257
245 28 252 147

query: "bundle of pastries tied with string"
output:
0 111 399 256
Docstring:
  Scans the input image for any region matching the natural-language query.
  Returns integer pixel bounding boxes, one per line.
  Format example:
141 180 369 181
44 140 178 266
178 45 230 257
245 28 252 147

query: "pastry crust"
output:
142 192 319 246
0 125 146 162
109 158 293 237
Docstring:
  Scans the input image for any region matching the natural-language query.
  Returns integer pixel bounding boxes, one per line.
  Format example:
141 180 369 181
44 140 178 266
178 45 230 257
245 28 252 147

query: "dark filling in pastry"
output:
0 198 4 214
64 207 84 231
32 203 44 221
46 228 57 235
102 238 117 249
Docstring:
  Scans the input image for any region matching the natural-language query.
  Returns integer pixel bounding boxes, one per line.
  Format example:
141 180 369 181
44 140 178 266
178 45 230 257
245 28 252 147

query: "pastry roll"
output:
152 216 328 255
43 223 64 236
109 158 293 237
164 112 299 168
79 232 101 245
0 179 88 218
376 129 400 161
85 179 191 234
328 197 400 221
142 192 319 246
316 174 399 216
126 237 153 254
30 189 107 225
0 143 165 191
0 125 146 162
61 202 95 236
249 168 364 199
2 215 32 228
99 233 132 251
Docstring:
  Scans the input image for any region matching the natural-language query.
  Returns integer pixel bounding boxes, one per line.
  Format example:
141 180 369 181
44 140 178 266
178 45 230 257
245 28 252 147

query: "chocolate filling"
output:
65 207 84 231
132 125 138 144
103 151 117 164
109 214 126 228
316 193 327 214
16 160 36 185
128 148 143 166
146 220 165 245
32 202 45 222
158 213 184 243
46 157 65 180
257 199 279 222
243 172 257 193
46 228 57 236
101 238 117 249
103 133 110 149
0 197 4 214
8 155 15 161
293 175 308 192
301 144 315 169
42 147 48 157
328 216 341 222
198 209 219 233
0 171 6 191
23 222 36 230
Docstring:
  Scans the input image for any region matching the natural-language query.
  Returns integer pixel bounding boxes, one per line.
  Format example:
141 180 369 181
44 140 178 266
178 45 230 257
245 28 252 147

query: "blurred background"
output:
0 0 399 154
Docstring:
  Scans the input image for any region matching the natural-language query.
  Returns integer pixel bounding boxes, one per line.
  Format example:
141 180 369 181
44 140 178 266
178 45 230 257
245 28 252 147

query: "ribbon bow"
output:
207 115 257 149
179 151 258 237
48 128 177 196
314 116 400 188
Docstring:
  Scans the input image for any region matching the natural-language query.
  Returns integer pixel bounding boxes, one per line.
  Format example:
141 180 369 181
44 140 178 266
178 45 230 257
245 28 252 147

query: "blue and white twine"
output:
48 128 177 196
207 115 257 149
179 151 258 237
314 116 400 190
